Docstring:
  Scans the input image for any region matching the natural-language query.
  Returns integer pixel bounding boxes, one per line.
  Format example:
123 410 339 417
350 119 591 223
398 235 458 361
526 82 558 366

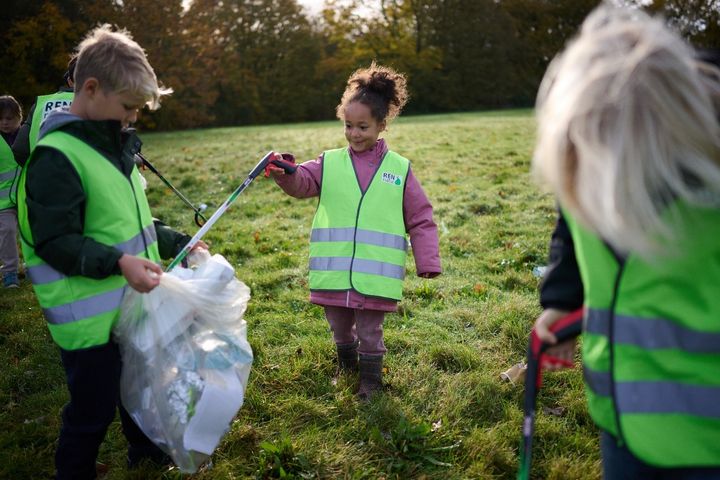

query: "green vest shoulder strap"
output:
0 138 18 210
29 92 74 151
17 130 159 350
565 208 720 467
309 148 409 300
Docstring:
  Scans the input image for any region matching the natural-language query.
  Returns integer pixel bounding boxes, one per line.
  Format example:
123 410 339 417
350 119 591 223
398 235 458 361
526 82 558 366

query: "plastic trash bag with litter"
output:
114 250 252 473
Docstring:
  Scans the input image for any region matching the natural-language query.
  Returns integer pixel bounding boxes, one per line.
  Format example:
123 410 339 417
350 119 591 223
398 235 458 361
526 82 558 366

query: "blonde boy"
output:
17 25 199 478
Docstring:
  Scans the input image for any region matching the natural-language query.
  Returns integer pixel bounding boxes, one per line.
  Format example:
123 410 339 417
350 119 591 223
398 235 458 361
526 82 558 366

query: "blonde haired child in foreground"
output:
18 25 205 478
268 63 441 400
532 5 720 479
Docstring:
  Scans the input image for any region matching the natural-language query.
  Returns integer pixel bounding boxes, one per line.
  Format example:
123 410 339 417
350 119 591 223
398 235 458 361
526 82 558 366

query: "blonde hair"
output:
533 4 720 257
74 24 172 110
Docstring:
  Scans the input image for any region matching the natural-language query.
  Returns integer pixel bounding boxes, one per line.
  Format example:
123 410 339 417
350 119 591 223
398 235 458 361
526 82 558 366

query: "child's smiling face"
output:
342 101 385 153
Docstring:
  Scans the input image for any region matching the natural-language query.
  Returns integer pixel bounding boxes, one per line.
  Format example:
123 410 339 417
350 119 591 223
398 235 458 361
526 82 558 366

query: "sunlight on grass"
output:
0 110 599 479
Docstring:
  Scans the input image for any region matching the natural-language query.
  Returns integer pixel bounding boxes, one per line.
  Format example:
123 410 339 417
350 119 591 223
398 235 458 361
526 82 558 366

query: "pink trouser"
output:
324 306 386 356
0 209 19 275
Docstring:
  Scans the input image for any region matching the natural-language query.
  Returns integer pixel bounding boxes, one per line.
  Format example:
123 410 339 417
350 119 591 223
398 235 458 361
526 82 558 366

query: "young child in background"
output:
267 63 441 400
532 6 720 478
0 95 22 288
17 25 204 478
12 55 76 166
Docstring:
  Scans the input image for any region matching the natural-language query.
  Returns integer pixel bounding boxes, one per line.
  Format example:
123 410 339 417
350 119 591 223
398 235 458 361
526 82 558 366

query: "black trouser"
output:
55 340 165 479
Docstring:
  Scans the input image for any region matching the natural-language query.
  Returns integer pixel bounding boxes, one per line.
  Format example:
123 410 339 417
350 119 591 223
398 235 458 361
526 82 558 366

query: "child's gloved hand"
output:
265 152 296 178
533 308 578 370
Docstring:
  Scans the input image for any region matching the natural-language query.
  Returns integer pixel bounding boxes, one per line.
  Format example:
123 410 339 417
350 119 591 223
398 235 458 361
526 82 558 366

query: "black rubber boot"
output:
337 341 359 372
358 354 384 401
332 341 358 385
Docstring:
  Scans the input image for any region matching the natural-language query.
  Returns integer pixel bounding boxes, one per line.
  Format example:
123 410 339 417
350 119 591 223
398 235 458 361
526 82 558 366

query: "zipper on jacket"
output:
608 261 626 446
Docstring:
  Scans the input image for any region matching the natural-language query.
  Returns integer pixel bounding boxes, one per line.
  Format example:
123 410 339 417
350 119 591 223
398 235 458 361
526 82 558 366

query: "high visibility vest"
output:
0 138 18 210
565 207 720 467
28 92 74 151
309 148 409 300
17 131 160 350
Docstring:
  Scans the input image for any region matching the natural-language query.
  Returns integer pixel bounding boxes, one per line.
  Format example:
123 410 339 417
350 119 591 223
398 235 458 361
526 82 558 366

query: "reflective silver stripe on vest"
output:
616 381 720 418
584 367 720 417
27 226 158 285
311 227 407 251
310 256 351 272
43 286 126 325
0 188 9 199
309 256 405 279
27 263 66 285
584 366 612 397
115 225 157 256
352 258 405 279
585 308 720 353
0 170 18 182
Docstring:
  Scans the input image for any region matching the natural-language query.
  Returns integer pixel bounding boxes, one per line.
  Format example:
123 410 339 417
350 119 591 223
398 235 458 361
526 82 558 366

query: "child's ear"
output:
379 121 387 132
81 77 100 97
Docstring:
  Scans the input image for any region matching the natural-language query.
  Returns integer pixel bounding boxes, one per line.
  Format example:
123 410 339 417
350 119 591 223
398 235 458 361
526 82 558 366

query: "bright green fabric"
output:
0 137 18 210
566 208 720 466
17 130 159 350
28 92 74 151
309 148 409 300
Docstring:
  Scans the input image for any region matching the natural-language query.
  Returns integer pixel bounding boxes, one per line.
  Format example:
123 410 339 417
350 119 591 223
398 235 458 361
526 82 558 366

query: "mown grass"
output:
0 110 600 479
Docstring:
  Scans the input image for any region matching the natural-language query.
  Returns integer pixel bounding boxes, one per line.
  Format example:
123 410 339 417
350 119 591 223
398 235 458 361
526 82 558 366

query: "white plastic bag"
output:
114 251 253 473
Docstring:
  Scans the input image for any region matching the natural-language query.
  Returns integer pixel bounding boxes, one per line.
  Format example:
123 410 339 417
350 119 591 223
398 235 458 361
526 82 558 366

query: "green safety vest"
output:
565 207 720 467
17 131 160 351
28 92 74 151
0 138 18 210
309 148 409 300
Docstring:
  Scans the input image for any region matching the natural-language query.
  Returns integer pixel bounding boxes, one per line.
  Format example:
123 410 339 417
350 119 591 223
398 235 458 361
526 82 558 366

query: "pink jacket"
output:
274 139 441 312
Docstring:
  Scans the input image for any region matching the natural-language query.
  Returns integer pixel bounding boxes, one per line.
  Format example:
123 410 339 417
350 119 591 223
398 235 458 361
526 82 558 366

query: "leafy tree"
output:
115 0 219 129
501 0 599 105
0 0 118 110
637 0 720 46
2 3 78 104
184 0 323 125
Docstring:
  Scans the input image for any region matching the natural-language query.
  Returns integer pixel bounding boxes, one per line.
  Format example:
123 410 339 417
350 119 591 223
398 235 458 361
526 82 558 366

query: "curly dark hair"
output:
336 62 409 123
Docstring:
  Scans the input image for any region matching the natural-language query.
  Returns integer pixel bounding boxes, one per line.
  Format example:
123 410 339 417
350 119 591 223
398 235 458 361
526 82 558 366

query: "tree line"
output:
2 0 718 130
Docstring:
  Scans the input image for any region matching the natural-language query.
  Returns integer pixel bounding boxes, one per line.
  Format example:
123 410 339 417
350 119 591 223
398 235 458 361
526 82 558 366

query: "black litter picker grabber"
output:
517 308 583 480
165 151 296 272
135 152 209 227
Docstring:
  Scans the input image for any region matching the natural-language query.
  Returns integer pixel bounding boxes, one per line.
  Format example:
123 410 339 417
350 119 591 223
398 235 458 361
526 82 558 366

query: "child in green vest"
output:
0 95 22 288
532 6 720 478
268 63 441 400
17 25 206 478
12 55 76 166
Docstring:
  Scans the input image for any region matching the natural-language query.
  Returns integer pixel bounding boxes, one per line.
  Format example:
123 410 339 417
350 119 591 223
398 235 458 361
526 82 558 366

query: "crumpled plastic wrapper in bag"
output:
114 251 252 473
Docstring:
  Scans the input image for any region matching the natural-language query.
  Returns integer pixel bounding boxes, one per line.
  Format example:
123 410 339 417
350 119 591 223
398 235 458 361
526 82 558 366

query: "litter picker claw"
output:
165 151 294 272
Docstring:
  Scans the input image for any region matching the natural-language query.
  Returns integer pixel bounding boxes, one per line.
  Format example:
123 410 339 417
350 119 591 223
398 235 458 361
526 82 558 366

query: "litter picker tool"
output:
136 152 208 227
517 308 583 480
165 151 296 272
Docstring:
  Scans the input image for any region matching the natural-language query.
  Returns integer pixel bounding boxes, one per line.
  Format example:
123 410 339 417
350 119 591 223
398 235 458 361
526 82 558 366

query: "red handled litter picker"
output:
517 309 583 480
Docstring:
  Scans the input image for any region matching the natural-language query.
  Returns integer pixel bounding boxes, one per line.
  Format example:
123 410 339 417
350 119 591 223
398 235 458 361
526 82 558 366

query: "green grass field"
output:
0 111 600 479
